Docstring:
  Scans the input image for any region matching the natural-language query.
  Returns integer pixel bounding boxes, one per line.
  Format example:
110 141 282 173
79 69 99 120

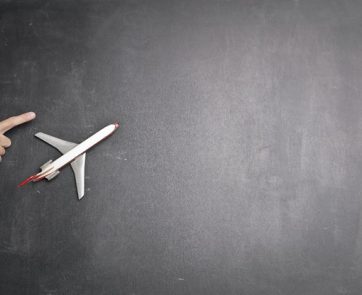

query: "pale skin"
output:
0 112 36 161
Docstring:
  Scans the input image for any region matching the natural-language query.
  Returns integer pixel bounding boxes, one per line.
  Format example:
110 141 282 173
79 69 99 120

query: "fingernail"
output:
26 112 36 119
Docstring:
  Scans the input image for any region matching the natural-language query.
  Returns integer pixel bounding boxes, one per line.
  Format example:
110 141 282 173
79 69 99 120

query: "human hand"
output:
0 112 36 162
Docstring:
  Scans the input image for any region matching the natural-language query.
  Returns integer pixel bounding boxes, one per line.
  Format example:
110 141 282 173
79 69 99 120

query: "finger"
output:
0 146 5 156
0 112 36 134
0 135 11 148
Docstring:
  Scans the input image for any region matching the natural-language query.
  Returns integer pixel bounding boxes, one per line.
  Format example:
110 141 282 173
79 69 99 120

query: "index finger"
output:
0 112 36 134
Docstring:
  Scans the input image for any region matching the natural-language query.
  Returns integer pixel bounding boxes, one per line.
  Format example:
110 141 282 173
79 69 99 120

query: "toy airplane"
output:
18 122 119 199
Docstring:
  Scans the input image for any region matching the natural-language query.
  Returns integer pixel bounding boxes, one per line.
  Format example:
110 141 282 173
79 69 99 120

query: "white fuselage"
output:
38 123 118 177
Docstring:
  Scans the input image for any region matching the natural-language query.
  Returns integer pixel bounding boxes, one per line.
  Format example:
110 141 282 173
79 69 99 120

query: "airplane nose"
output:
114 122 120 129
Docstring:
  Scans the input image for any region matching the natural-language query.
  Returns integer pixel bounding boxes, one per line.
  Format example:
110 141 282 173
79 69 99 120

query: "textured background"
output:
1 0 362 294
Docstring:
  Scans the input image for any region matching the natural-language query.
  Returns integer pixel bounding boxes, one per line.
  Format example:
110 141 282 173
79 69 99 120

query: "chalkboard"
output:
1 0 362 294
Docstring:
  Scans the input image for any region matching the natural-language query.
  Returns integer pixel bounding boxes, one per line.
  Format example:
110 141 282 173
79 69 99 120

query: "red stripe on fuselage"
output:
18 174 44 187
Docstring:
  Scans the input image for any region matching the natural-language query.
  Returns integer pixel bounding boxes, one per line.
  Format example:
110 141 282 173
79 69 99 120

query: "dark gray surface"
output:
1 0 362 294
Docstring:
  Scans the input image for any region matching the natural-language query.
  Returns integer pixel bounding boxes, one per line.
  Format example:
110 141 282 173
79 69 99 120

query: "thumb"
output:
0 112 36 134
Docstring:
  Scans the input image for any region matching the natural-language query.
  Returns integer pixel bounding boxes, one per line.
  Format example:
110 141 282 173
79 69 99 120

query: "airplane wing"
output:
35 132 86 199
70 154 86 199
35 132 77 154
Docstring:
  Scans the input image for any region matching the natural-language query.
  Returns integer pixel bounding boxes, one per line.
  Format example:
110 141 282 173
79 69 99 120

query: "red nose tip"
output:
114 122 120 128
